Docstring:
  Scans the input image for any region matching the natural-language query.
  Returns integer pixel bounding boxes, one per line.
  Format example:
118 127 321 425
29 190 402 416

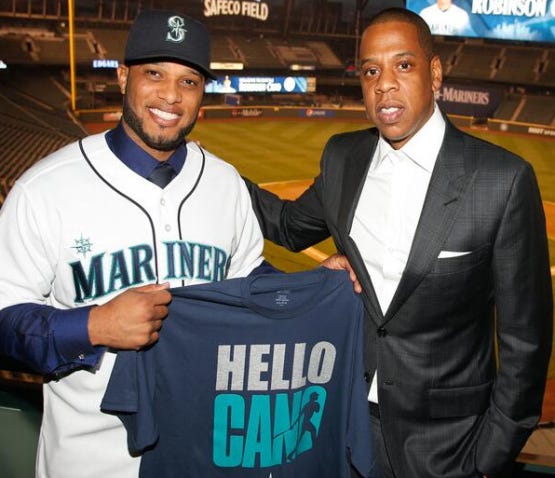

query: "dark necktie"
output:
147 162 176 189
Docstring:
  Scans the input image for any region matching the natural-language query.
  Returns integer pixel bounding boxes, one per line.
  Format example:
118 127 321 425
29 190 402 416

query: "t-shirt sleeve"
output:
101 349 159 454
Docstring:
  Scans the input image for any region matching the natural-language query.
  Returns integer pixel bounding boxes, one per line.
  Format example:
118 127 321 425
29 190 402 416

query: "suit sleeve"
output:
244 166 331 252
223 171 265 279
475 161 553 475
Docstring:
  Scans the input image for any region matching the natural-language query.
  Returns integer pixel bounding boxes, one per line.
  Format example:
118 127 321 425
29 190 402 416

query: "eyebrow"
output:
360 50 418 64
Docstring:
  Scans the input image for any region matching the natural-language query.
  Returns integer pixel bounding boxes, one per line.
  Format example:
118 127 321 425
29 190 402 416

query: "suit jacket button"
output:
377 326 388 337
364 371 372 383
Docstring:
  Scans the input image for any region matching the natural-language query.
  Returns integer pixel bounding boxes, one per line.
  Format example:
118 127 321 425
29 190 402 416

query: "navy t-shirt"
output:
101 268 375 478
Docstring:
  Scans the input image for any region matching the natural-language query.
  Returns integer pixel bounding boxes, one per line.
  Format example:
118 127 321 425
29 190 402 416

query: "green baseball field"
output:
190 118 555 380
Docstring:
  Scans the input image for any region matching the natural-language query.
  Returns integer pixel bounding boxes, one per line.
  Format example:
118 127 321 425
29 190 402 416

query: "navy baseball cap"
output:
124 10 216 80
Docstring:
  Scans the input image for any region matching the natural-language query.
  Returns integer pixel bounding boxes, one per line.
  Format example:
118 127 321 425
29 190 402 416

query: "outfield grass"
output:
191 118 555 377
192 119 555 199
191 118 555 261
190 119 370 271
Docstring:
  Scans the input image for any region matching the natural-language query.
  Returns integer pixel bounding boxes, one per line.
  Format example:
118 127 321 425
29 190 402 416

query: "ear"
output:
430 55 443 93
117 65 129 95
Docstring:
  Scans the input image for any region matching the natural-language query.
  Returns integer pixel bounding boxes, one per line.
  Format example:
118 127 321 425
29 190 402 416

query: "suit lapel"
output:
337 130 378 234
384 123 475 321
334 130 385 324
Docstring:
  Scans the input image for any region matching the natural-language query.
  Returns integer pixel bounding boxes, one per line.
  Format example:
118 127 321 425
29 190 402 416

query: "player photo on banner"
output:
408 0 555 42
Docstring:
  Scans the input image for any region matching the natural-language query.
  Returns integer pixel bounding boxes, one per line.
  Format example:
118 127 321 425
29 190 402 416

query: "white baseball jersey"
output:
419 3 471 36
0 131 264 478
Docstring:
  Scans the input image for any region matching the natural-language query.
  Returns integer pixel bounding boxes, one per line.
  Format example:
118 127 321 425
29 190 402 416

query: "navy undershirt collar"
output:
105 122 186 179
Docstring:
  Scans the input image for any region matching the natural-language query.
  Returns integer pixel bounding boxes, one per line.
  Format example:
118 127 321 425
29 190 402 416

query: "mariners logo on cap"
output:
166 15 186 43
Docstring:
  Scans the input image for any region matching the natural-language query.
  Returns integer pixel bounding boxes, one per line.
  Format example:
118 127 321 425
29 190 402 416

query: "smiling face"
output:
359 20 442 150
117 62 205 161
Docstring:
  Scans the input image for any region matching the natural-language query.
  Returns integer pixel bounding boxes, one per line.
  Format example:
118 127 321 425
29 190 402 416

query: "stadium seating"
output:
211 35 242 64
0 114 76 205
305 41 344 69
0 1 554 198
88 28 127 62
448 42 501 82
0 34 34 63
431 37 555 89
0 69 83 206
493 93 522 121
515 95 555 126
538 49 555 87
227 36 278 69
494 46 544 85
1 9 554 92
432 39 460 76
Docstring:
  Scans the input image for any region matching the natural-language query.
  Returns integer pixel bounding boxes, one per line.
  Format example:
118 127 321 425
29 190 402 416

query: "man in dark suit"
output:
245 8 553 478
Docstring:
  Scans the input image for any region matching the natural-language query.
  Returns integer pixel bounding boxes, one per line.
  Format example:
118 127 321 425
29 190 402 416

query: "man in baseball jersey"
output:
419 0 474 36
0 10 264 478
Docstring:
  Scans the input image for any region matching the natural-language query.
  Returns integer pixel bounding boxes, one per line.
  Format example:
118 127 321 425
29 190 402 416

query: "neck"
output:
121 121 174 162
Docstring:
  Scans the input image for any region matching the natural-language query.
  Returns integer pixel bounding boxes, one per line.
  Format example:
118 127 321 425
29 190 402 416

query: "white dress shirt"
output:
349 106 446 402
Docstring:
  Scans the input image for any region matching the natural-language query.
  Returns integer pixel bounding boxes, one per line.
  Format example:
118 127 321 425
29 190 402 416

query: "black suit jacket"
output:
246 120 553 477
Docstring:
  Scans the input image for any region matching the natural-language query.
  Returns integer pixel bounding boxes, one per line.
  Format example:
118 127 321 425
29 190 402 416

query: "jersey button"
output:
165 224 171 232
160 198 166 206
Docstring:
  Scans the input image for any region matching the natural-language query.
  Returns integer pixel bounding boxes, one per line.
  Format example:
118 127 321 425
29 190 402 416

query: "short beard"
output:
122 96 197 152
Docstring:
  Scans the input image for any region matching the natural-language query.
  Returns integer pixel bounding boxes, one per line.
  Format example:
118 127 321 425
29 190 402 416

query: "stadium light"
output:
290 64 315 71
68 0 77 112
210 62 244 70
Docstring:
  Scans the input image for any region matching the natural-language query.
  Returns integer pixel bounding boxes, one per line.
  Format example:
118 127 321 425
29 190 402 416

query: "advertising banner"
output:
435 82 505 117
205 76 315 94
407 0 555 42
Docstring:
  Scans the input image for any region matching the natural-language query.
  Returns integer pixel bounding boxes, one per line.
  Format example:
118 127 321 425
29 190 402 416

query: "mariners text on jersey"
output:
70 240 230 302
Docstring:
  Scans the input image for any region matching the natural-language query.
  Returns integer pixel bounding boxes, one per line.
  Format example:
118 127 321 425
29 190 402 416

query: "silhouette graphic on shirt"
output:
282 391 321 462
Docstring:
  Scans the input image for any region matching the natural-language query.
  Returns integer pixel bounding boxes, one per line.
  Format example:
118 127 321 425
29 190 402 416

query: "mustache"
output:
121 98 198 151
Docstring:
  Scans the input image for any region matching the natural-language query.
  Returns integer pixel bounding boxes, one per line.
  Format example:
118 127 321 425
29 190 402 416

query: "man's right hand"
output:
88 283 172 350
321 253 362 294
